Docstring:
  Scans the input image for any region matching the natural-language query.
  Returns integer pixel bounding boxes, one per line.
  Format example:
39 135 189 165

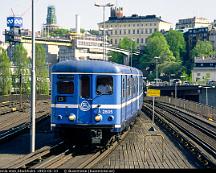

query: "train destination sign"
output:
147 89 160 97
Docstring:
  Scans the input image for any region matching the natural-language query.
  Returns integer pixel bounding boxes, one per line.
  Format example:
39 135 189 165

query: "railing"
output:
144 96 216 121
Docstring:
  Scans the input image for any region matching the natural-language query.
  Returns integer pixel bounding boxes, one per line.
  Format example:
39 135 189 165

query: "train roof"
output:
52 60 143 75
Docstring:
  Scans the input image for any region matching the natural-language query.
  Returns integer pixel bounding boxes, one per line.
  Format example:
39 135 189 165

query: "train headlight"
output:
69 113 76 121
95 114 102 122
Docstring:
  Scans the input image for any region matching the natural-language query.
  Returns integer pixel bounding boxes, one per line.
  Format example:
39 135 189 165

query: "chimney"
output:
75 14 80 34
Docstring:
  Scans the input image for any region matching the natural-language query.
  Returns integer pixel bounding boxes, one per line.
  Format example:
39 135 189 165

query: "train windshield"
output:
96 76 113 95
57 81 74 94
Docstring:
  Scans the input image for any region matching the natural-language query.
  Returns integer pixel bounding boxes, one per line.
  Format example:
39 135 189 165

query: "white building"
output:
98 7 172 48
176 17 211 30
192 57 216 84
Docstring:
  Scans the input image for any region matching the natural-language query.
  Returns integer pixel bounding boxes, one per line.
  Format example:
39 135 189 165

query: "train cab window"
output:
96 76 113 95
57 81 74 94
80 76 90 98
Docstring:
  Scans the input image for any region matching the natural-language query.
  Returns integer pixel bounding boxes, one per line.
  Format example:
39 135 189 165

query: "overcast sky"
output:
0 0 216 40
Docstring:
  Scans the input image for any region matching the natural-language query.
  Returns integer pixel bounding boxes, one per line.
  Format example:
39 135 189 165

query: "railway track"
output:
0 100 50 143
143 101 216 168
2 127 129 169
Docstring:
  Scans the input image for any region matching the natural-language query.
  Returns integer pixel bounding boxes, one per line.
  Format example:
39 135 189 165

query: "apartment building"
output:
98 7 172 48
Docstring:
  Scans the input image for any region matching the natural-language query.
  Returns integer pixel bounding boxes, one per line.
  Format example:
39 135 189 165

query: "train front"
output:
50 61 121 145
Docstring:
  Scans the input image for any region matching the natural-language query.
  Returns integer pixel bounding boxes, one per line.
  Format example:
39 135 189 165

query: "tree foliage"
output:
49 28 70 37
13 44 30 94
191 40 215 58
139 32 176 79
140 32 175 68
36 44 49 95
0 48 12 95
109 37 137 66
165 30 186 61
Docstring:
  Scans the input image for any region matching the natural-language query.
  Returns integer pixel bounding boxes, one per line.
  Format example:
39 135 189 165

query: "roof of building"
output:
194 57 216 63
99 15 171 24
52 60 142 75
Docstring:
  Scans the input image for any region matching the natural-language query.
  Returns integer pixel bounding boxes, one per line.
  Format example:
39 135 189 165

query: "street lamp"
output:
154 56 160 85
95 2 114 61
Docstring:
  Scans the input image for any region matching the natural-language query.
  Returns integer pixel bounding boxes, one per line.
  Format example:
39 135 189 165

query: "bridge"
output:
147 85 216 107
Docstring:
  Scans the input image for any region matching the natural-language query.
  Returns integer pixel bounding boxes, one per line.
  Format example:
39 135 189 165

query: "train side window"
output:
127 77 131 96
122 78 126 98
96 76 113 95
57 81 74 94
80 76 90 98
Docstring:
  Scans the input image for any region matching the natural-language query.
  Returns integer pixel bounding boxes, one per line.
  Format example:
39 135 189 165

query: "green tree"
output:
13 44 30 94
191 40 215 58
108 52 124 64
89 29 100 36
0 48 12 95
49 28 70 37
139 32 175 79
109 37 138 66
165 30 186 62
36 44 49 95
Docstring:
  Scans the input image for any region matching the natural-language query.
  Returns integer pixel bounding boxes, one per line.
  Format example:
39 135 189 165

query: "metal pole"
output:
152 97 155 124
205 88 208 105
154 57 160 85
103 6 105 61
31 0 36 153
130 42 132 67
175 82 177 99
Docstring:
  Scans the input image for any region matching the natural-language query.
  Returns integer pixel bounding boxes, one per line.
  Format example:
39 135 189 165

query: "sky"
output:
0 0 216 41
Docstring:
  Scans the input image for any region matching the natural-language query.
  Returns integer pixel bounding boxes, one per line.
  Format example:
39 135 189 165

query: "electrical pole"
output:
31 0 36 153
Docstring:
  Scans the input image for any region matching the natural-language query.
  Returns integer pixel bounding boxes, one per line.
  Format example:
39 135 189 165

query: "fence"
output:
145 96 216 121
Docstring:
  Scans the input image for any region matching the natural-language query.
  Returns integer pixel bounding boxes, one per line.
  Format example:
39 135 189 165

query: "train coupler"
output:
90 129 102 144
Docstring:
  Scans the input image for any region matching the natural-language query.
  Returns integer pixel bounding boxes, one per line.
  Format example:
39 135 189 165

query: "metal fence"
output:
145 96 216 121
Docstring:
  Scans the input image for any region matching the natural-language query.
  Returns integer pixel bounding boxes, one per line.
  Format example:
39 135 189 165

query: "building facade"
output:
192 57 216 83
98 7 172 48
176 17 211 30
184 27 209 56
209 29 216 50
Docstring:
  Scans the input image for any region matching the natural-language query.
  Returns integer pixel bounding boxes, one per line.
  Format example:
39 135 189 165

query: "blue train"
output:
51 60 143 145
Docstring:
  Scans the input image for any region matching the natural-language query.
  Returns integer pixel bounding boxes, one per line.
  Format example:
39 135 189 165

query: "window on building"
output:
141 29 144 34
124 29 127 35
154 28 157 32
133 29 136 34
137 38 139 43
141 38 144 43
115 39 117 44
145 29 148 34
197 73 201 76
119 30 122 35
128 30 131 34
137 29 139 34
149 28 152 34
137 24 139 27
115 30 118 35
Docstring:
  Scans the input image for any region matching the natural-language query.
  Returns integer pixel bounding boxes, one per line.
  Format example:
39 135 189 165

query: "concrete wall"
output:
199 88 216 107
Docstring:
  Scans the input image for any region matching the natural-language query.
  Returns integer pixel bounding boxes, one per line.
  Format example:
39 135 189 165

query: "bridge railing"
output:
145 96 216 121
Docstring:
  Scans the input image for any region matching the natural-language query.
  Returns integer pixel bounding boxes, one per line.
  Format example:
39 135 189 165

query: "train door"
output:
121 76 127 124
77 75 92 124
